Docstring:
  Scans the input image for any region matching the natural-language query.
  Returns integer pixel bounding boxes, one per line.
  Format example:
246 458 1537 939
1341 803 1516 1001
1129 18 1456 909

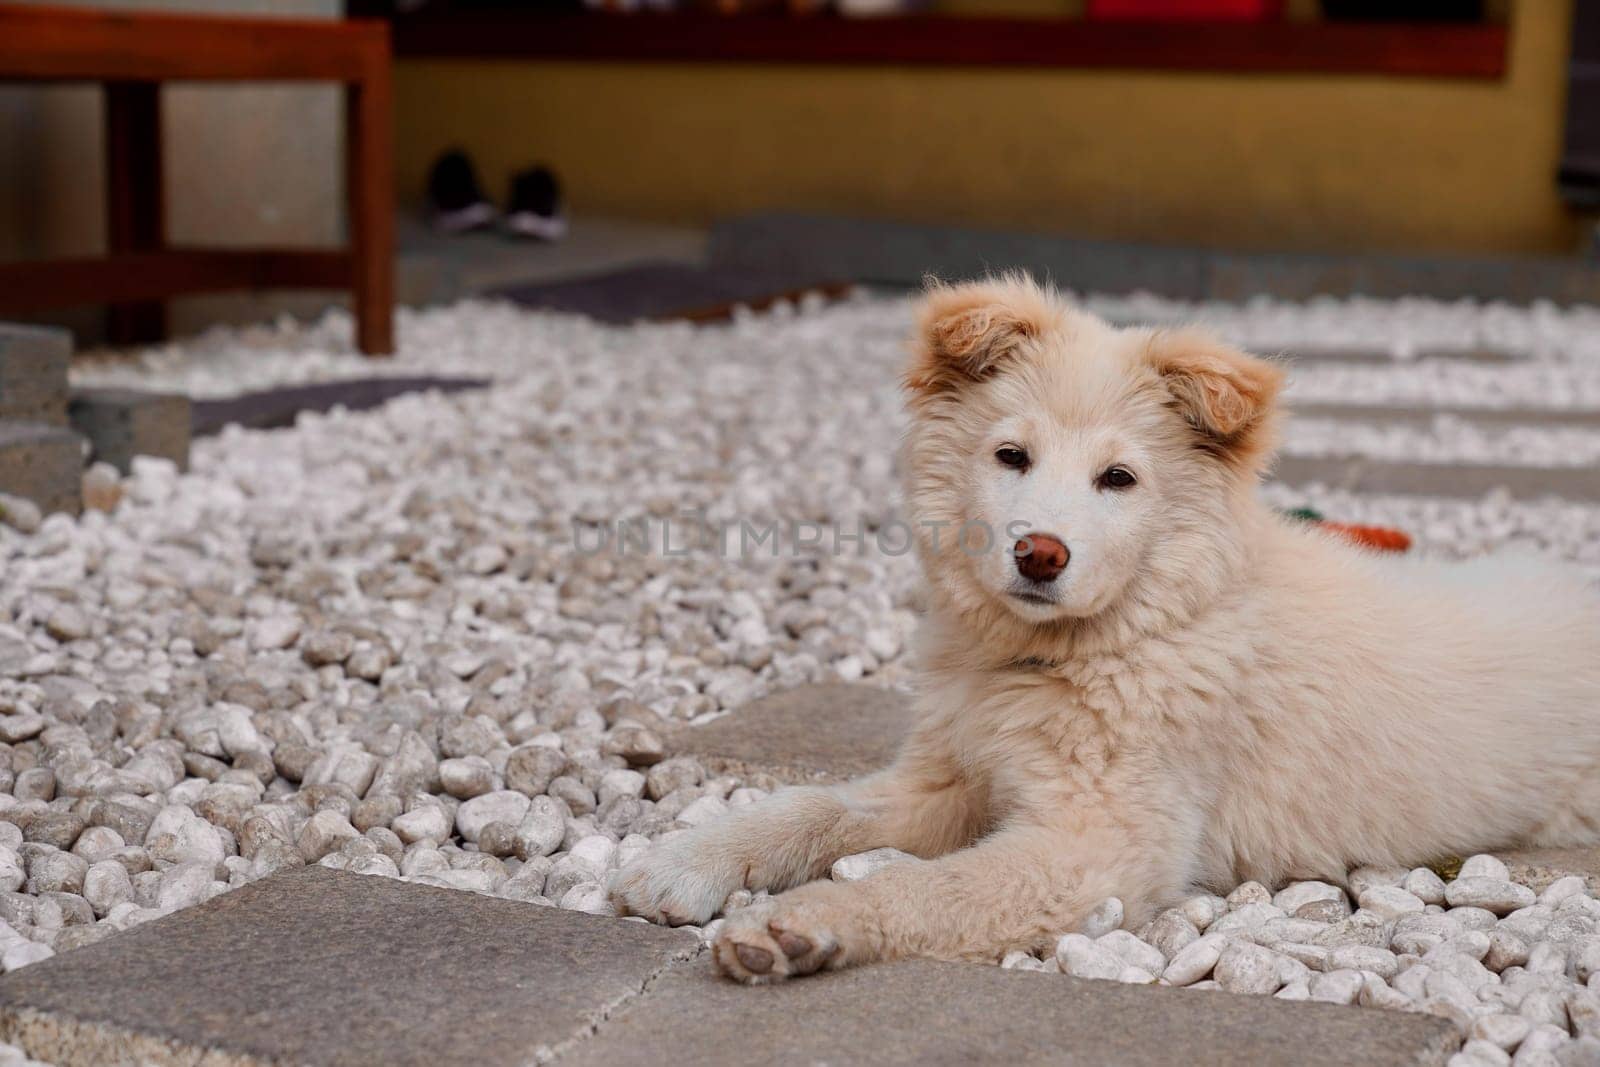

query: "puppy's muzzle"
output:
1015 533 1069 583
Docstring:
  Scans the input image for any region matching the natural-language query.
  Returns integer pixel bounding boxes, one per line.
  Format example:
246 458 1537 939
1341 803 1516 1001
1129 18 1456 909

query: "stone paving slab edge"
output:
557 957 1461 1067
0 866 700 1067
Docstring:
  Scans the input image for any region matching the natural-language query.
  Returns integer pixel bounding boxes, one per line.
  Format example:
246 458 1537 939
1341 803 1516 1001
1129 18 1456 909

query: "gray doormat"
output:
190 376 490 437
490 261 849 324
708 212 1600 306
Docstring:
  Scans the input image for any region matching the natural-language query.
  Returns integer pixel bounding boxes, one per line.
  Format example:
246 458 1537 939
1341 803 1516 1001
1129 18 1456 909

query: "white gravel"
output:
998 859 1600 1067
1284 417 1600 469
6 293 1600 1063
66 290 1600 400
1284 362 1600 412
0 298 931 981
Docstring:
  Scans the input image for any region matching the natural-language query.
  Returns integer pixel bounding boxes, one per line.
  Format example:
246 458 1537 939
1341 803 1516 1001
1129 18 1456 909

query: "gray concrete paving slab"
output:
667 682 914 784
0 866 699 1067
563 956 1461 1067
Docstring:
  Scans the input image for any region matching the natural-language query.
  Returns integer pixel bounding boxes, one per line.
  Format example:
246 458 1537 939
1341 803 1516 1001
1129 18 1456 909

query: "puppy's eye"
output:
995 447 1030 471
1099 466 1137 490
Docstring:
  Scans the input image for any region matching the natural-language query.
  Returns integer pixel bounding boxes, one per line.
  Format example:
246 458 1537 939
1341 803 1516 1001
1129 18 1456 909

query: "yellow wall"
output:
395 0 1575 255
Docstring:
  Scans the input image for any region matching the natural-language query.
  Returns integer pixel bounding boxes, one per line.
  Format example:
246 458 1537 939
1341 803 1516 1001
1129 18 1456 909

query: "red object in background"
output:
1317 521 1413 554
1087 0 1284 18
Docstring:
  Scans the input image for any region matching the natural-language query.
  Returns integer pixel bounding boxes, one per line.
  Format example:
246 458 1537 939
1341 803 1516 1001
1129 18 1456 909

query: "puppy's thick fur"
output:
610 276 1600 983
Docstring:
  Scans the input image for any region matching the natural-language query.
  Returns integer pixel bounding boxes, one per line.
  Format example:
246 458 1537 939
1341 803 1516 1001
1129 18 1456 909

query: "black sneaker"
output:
427 149 496 233
503 165 566 241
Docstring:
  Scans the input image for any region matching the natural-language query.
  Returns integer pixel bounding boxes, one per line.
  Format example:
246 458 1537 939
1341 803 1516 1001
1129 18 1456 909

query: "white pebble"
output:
1538 875 1588 907
1446 878 1537 916
1163 933 1227 986
830 848 914 883
1326 945 1400 979
1470 1013 1532 1051
1359 885 1426 920
1460 855 1511 882
1097 930 1166 976
1272 881 1346 916
1055 933 1123 981
1308 968 1364 1005
1214 942 1282 996
1402 867 1448 906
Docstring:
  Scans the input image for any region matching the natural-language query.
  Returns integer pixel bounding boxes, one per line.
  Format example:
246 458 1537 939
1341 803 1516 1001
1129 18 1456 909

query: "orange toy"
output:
1315 520 1413 553
1281 508 1412 554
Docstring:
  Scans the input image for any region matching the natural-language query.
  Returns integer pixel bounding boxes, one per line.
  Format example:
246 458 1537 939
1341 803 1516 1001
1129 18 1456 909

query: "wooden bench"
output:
0 3 394 355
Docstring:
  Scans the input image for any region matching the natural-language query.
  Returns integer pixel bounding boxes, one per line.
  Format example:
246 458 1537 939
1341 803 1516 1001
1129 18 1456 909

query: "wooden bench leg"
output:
347 60 394 356
105 82 166 346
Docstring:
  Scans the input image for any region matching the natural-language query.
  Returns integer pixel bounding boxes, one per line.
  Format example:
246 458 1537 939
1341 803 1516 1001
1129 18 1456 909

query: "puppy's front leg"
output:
610 754 984 927
712 824 1125 982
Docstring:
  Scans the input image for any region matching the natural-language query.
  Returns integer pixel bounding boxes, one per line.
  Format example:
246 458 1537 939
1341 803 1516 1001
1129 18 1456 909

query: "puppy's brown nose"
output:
1015 533 1069 583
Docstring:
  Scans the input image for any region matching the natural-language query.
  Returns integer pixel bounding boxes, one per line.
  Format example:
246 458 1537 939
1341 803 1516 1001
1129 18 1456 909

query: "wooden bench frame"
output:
0 3 394 355
385 9 1509 79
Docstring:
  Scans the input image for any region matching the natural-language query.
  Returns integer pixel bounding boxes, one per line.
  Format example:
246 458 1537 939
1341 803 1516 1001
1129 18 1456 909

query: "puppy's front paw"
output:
608 837 740 926
712 887 855 984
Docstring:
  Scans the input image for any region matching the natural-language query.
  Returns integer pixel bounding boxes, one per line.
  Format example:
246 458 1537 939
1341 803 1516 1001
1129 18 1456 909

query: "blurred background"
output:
3 0 1595 343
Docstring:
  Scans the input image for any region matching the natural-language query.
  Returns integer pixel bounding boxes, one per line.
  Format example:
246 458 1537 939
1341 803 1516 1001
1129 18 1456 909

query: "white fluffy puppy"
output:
611 275 1600 983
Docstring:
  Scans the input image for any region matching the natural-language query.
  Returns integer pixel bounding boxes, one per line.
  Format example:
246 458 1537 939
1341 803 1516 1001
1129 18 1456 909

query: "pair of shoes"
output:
503 168 566 241
426 149 566 241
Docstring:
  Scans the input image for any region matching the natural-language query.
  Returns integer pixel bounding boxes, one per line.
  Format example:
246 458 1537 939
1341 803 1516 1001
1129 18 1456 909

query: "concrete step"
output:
68 388 190 475
0 325 69 428
0 422 84 516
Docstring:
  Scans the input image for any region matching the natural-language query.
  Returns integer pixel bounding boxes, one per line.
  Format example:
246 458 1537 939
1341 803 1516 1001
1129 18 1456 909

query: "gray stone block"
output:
0 325 71 427
0 422 84 516
0 866 699 1066
1271 456 1600 503
667 682 914 785
563 956 1461 1067
68 388 190 474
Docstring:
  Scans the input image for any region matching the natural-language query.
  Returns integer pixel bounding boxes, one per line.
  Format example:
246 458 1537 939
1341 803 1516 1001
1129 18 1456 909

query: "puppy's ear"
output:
1145 330 1284 469
906 276 1059 394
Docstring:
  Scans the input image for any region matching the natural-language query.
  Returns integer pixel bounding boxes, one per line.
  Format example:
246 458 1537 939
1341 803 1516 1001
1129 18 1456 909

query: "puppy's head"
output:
902 274 1283 629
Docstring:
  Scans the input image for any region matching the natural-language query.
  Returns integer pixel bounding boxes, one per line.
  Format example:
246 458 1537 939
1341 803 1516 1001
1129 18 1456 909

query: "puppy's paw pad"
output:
776 931 812 959
713 901 842 983
735 943 775 974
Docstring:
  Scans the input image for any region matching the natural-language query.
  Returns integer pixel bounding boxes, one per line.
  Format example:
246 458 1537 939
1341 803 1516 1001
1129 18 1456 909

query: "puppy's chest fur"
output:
917 620 1305 901
922 646 1226 821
